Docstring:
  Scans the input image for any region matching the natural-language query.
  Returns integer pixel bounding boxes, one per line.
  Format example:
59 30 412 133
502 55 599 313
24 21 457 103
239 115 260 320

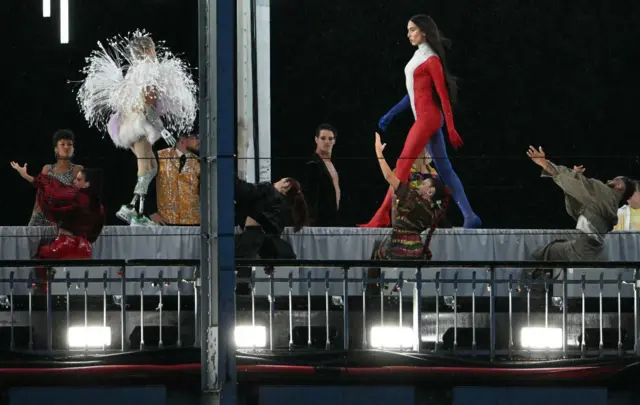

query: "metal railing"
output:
235 259 640 360
3 258 640 362
0 259 199 353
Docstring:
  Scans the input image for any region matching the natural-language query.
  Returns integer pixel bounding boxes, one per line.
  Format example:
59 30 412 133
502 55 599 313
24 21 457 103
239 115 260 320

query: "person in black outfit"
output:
304 123 341 226
234 176 310 294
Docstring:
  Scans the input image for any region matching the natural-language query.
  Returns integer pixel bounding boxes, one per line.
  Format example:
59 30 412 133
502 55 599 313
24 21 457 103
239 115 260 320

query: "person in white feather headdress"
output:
76 30 198 226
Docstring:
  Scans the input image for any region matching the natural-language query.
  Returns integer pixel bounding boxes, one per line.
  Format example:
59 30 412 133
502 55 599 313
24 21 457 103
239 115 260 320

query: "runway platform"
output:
0 226 637 297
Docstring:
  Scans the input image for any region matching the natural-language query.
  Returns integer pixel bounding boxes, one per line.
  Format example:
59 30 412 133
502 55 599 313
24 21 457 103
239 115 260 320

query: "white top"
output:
404 43 436 119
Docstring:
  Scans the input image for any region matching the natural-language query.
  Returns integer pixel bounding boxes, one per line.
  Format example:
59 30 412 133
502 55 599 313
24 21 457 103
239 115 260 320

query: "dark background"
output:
2 0 639 229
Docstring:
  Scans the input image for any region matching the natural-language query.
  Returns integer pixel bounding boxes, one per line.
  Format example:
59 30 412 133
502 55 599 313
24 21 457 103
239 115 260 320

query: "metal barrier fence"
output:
236 259 640 360
3 258 640 361
0 259 199 353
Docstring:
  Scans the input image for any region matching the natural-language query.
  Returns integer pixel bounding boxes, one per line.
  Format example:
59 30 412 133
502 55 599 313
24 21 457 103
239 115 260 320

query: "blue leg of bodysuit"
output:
426 126 482 228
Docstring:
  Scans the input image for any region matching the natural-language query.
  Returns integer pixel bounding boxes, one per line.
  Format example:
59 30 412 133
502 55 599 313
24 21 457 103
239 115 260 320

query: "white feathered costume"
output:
76 30 198 149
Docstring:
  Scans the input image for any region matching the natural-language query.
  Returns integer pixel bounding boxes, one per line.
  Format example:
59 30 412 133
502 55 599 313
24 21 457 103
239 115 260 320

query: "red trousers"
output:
34 235 93 292
363 115 441 227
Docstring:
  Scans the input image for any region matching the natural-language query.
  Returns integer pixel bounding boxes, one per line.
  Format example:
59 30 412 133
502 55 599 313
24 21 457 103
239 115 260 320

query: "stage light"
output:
235 325 267 348
370 326 413 349
60 0 69 44
68 326 111 348
43 0 50 17
421 334 437 342
520 327 562 349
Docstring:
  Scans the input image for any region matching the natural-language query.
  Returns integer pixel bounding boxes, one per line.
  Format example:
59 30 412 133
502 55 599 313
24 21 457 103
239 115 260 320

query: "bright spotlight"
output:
68 326 111 348
235 325 267 348
370 326 414 349
521 327 562 349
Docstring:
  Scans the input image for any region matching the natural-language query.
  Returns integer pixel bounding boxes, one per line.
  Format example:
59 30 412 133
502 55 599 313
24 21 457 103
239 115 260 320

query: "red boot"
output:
37 235 76 259
34 236 88 293
48 235 79 259
36 242 54 259
35 239 57 293
73 237 93 259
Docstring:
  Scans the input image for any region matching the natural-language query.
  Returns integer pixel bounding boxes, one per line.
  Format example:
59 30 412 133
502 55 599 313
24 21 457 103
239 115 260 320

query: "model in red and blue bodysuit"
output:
361 42 481 228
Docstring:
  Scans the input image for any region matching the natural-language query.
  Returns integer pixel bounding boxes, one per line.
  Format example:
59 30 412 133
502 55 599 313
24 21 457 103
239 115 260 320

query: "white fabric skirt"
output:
108 112 161 149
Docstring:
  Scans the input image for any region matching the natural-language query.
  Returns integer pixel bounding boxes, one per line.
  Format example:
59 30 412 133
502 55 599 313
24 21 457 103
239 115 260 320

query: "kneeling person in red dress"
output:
11 162 106 259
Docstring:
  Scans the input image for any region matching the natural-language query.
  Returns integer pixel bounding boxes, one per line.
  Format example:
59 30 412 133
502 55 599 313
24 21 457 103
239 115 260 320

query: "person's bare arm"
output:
527 146 610 206
375 133 400 191
527 146 558 176
11 162 35 183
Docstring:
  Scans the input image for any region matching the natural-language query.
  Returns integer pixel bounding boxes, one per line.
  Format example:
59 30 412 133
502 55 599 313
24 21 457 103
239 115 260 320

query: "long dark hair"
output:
282 178 310 232
409 14 458 105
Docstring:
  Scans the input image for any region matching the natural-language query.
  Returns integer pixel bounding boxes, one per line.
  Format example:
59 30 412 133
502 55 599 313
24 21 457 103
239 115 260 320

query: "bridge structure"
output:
1 0 640 404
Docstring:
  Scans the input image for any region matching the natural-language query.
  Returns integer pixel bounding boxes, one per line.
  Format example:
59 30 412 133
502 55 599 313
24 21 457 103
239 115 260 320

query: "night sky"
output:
2 0 639 228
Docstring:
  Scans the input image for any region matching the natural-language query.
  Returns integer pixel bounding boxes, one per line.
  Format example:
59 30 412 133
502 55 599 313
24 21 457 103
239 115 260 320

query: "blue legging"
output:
426 126 480 227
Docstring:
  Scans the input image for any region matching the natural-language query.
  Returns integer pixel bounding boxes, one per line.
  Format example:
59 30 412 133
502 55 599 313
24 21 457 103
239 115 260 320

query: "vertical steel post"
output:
199 0 237 402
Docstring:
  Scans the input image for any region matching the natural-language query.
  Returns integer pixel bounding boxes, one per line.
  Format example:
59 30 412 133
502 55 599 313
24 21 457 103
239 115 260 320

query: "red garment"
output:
364 44 462 227
36 235 93 260
396 57 456 179
33 235 93 293
31 175 102 293
33 174 105 243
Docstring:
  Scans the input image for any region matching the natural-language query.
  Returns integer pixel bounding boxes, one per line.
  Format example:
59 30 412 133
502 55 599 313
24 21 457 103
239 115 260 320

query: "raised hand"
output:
378 114 392 132
10 161 27 176
161 129 176 147
375 132 387 156
10 161 34 182
572 165 585 174
526 146 546 166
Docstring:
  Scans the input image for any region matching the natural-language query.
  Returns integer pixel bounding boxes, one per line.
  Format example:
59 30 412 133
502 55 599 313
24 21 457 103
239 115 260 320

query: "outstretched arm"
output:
389 95 411 115
375 133 400 190
379 95 411 131
10 162 34 183
527 146 611 206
